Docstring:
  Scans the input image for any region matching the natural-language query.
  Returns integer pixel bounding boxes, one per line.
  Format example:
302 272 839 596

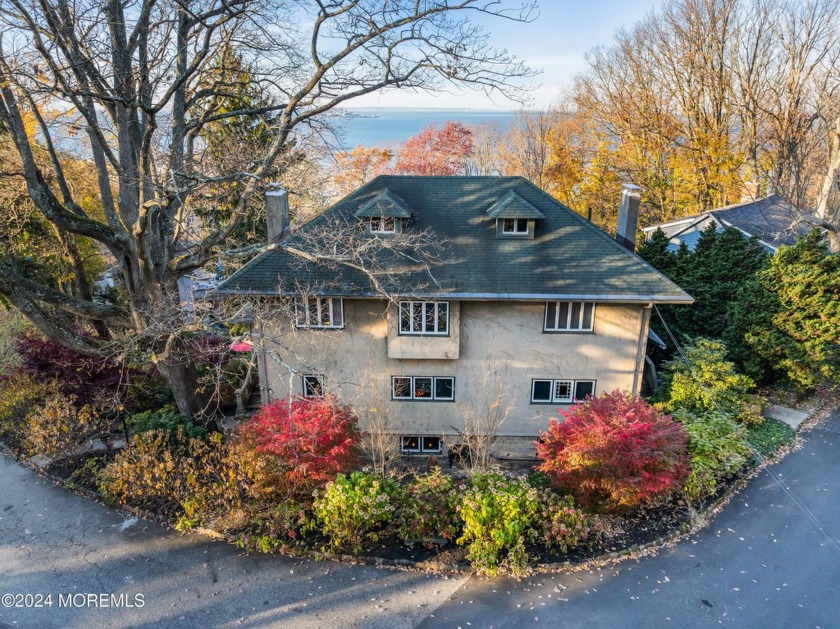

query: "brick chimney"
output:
265 186 290 242
615 184 641 250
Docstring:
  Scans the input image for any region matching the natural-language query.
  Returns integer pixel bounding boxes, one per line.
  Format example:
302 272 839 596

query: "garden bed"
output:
0 389 811 577
0 428 796 577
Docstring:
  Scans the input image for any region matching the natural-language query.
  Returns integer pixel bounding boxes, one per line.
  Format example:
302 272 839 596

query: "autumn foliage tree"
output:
246 396 359 493
536 391 690 512
331 146 395 195
392 121 475 175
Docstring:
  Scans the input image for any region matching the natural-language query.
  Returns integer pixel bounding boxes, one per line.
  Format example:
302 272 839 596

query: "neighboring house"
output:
217 176 691 458
642 195 813 253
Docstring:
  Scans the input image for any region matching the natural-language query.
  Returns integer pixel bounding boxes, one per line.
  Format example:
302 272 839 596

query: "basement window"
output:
531 379 596 404
302 374 324 398
544 301 595 332
400 435 442 454
295 297 344 329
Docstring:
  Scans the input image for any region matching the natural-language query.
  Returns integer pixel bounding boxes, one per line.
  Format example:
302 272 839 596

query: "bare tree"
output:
451 360 515 473
499 110 555 191
0 0 536 417
354 370 402 478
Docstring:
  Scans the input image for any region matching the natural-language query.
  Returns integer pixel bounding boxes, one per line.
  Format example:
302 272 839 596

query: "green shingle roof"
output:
217 176 692 303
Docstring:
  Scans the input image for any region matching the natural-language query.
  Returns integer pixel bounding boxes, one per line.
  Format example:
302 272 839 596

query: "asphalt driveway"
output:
2 408 839 629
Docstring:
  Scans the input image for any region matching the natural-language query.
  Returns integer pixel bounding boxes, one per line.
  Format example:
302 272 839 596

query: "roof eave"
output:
213 287 694 304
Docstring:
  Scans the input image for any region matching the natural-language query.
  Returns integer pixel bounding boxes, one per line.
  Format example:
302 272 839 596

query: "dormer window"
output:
485 189 545 239
502 218 529 234
370 217 396 233
354 188 415 234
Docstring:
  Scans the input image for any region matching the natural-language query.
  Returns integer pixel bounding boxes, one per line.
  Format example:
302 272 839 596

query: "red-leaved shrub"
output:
246 396 359 493
536 390 690 512
15 332 128 407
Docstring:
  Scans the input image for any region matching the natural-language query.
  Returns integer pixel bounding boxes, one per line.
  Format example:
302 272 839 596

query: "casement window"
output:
392 376 455 401
502 218 529 234
302 374 324 398
369 216 396 233
295 297 344 329
399 300 449 335
531 379 596 404
544 301 595 332
400 435 443 454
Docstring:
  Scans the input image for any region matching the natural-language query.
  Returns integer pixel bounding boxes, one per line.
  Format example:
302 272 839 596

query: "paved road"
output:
0 458 465 629
2 409 839 629
422 410 840 628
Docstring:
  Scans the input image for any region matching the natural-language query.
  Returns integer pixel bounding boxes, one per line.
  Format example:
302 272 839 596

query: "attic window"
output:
502 218 529 234
370 217 396 233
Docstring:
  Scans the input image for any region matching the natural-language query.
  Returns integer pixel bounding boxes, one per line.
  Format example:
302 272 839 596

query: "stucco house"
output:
642 195 811 254
217 176 691 458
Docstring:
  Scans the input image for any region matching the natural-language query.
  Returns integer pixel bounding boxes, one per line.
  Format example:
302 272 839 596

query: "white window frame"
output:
391 376 455 401
399 300 449 335
501 218 529 234
400 435 443 454
369 216 396 234
531 379 596 404
295 297 344 329
302 374 324 398
544 301 595 332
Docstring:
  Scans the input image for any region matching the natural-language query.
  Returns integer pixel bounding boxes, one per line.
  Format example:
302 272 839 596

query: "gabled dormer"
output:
354 188 415 234
485 190 545 238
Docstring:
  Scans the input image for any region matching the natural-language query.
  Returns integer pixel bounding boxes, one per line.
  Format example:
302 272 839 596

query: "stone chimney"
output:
615 184 641 250
265 186 290 242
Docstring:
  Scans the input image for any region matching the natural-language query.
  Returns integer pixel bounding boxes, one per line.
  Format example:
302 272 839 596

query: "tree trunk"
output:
156 355 210 421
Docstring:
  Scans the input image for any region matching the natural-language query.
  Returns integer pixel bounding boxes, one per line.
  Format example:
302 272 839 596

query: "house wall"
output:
254 299 650 440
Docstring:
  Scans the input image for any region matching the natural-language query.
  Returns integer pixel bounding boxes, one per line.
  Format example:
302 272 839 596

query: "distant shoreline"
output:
332 108 521 147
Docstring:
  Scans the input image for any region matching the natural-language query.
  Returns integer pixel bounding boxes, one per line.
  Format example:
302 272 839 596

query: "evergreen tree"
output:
724 277 783 385
638 224 771 378
744 231 840 389
636 228 677 277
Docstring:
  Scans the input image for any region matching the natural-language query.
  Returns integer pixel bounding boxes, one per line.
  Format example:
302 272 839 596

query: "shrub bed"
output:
536 391 690 512
312 471 404 554
746 417 796 458
3 389 805 576
673 408 751 501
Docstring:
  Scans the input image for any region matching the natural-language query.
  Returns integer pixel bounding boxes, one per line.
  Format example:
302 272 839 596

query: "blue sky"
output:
352 0 662 110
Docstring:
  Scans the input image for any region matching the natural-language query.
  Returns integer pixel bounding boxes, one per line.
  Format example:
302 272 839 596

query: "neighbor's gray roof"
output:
217 176 692 303
710 195 813 247
644 195 814 249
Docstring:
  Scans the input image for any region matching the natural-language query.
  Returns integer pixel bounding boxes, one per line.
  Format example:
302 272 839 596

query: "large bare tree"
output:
0 0 535 416
569 0 840 246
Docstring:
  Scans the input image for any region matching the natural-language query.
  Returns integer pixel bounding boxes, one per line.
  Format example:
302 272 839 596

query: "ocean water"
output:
332 107 519 148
